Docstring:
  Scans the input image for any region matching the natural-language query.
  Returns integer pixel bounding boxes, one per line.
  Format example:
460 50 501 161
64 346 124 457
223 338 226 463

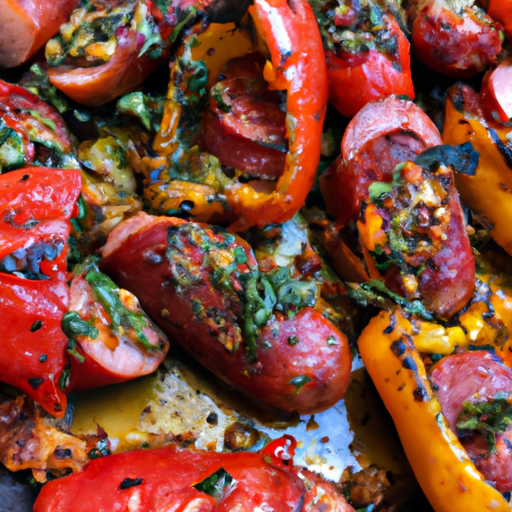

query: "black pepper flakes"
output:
119 478 143 490
30 320 43 332
206 412 218 425
28 377 43 389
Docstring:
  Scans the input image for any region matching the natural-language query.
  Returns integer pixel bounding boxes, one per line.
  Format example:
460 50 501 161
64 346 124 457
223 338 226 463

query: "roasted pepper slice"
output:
442 83 512 255
410 0 502 78
358 308 510 512
309 0 414 118
149 0 328 230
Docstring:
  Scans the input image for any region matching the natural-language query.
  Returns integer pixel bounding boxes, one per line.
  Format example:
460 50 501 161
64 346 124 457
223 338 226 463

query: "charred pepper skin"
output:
225 0 328 231
0 167 82 418
358 308 510 512
443 83 512 256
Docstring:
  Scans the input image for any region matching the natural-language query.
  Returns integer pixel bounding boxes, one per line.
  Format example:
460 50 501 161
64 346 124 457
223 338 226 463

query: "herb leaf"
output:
193 468 234 500
347 279 434 320
456 398 512 453
84 272 156 350
290 375 312 395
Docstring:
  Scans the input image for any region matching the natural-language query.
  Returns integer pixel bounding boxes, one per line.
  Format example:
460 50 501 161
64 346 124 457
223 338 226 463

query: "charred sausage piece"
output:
431 351 512 492
202 53 287 180
357 158 475 319
0 0 79 68
100 212 352 415
410 0 502 78
321 96 442 227
321 97 474 318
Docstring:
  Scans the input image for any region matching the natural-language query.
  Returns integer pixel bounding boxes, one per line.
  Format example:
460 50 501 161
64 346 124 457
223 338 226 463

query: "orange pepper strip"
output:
442 92 512 256
358 308 510 512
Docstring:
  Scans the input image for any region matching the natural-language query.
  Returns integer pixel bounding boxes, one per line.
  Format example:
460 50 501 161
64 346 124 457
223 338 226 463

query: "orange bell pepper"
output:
358 308 510 512
442 84 512 256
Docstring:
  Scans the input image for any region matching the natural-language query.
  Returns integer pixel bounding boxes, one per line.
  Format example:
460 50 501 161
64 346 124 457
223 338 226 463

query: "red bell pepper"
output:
0 167 81 417
34 445 355 512
150 0 328 231
310 0 414 117
411 0 502 78
225 0 328 230
0 79 77 171
0 167 81 278
0 274 69 418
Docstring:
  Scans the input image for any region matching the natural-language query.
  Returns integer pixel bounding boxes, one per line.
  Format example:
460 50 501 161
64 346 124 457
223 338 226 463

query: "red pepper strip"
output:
326 15 414 118
225 0 328 231
34 446 355 512
411 1 502 78
0 167 81 277
0 274 69 418
0 0 79 68
0 80 76 156
0 167 81 222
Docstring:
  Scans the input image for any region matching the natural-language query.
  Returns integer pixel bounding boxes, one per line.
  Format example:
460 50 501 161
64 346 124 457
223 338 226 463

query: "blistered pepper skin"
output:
358 309 510 512
442 86 512 256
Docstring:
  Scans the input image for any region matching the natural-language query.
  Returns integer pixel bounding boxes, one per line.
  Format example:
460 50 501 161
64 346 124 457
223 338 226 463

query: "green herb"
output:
193 468 234 500
288 335 299 345
327 336 337 346
456 398 512 453
21 64 69 113
58 363 71 391
117 92 165 132
0 119 25 172
30 320 43 332
241 273 276 363
290 375 312 395
347 279 434 320
85 271 157 350
168 7 198 44
266 267 319 314
210 83 232 113
368 181 393 202
62 311 99 339
137 10 163 58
